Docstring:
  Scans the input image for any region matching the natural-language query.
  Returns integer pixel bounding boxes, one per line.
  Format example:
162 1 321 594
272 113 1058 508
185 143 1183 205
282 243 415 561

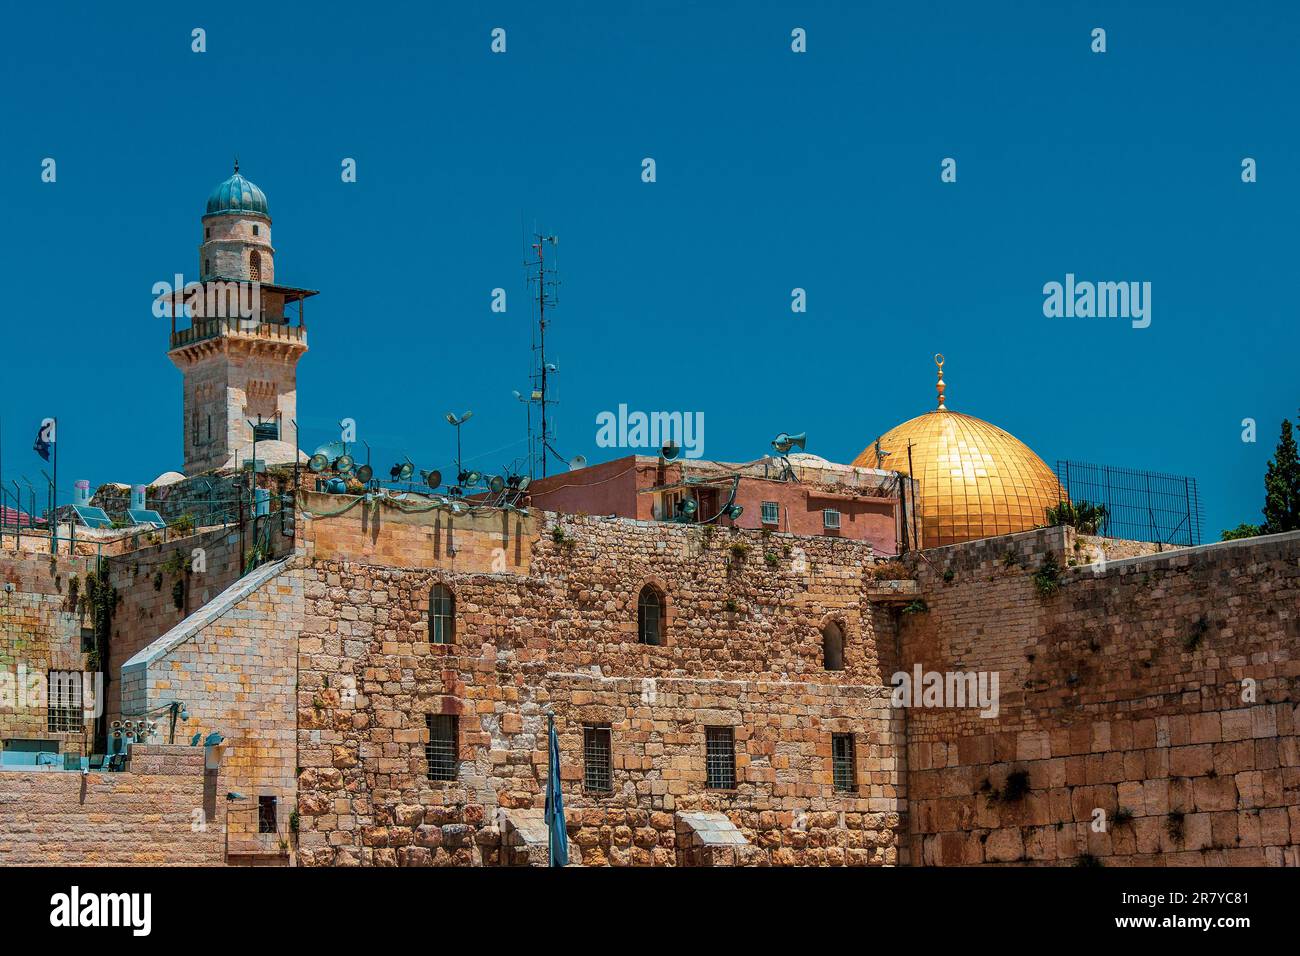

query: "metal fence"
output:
1056 460 1203 546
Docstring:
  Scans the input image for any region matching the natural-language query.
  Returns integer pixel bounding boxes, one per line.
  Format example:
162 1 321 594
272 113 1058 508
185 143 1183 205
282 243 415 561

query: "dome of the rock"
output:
853 355 1065 547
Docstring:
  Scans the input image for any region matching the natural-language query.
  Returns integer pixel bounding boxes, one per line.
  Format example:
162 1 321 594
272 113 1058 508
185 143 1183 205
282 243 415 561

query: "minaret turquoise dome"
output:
205 162 269 217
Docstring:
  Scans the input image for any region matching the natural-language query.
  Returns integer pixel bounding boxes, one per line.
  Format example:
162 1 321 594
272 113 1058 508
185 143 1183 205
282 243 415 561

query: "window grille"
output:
761 501 779 524
832 733 857 793
425 714 458 781
46 671 84 734
705 726 736 789
583 725 613 792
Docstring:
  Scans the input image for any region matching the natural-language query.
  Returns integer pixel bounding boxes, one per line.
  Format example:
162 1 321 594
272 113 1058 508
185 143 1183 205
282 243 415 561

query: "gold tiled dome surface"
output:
853 409 1064 547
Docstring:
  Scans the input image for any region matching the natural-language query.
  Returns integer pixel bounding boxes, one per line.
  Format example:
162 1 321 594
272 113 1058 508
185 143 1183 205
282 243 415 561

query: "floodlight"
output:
309 453 329 473
489 475 506 494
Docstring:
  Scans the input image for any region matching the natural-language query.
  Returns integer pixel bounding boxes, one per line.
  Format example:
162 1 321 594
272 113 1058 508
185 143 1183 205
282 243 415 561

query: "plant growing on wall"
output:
901 598 929 615
83 564 117 673
1183 615 1210 651
1166 810 1185 842
1032 554 1062 596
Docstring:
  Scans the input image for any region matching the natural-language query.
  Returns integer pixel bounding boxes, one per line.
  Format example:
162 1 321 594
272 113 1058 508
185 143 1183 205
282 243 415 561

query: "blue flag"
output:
544 714 569 867
33 419 54 462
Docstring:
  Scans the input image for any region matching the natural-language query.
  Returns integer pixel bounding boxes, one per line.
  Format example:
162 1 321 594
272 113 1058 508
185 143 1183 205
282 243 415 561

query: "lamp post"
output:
445 410 473 486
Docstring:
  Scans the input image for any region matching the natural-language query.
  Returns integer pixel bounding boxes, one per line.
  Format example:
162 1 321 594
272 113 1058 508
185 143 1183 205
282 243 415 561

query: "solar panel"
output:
128 509 167 529
71 505 113 529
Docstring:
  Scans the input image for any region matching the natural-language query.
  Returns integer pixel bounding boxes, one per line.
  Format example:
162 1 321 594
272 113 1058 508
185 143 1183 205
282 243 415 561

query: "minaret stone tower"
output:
166 164 315 474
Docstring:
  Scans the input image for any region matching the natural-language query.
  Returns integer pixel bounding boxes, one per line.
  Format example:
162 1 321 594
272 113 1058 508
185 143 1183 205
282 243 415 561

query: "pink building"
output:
527 453 917 556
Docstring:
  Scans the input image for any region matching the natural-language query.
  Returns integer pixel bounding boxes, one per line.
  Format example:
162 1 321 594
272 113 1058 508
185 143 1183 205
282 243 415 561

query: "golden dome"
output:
853 355 1064 547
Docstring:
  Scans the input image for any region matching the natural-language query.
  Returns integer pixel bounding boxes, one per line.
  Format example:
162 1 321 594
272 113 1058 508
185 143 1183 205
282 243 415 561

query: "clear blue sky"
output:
2 1 1295 539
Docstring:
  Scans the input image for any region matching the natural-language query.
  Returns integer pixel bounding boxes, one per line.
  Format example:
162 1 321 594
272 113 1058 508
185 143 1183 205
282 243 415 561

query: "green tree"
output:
1262 415 1300 534
1221 522 1261 541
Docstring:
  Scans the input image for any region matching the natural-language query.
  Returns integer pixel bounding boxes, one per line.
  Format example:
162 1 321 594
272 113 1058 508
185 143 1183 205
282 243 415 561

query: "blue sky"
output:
2 0 1296 539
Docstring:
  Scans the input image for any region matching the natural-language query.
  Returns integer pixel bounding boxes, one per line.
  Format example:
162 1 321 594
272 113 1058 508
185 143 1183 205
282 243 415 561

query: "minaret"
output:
166 164 315 474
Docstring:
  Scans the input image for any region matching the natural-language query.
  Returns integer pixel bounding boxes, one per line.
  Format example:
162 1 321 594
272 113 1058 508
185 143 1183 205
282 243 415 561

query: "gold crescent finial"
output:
934 353 946 409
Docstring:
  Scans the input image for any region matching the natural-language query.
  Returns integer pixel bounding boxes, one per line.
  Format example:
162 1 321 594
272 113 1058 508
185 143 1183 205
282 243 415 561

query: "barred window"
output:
823 508 841 530
705 726 736 790
637 585 663 645
46 670 85 734
258 795 278 834
583 725 613 793
761 501 779 525
822 622 845 671
430 584 455 644
425 714 458 781
832 733 857 793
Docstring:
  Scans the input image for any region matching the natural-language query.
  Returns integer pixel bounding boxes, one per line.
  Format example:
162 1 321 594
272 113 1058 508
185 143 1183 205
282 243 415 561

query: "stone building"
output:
163 163 316 474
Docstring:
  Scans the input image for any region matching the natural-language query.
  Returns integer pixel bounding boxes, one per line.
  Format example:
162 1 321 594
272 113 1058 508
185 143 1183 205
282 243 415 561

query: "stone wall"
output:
103 525 249 725
0 551 98 755
122 557 301 861
293 497 905 866
0 744 223 865
901 527 1300 866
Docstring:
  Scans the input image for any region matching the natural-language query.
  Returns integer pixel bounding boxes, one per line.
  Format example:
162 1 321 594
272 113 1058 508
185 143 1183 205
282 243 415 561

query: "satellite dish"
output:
569 455 587 471
335 454 355 475
355 464 374 483
661 441 680 461
308 453 329 473
425 469 442 489
489 475 506 494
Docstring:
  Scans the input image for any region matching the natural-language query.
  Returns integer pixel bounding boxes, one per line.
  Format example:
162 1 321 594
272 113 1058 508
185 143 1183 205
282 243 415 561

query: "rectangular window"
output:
705 726 736 790
425 714 459 781
430 585 455 644
258 795 277 834
823 508 842 530
46 671 84 734
80 628 96 654
658 491 683 522
583 725 613 793
761 501 780 525
832 733 857 793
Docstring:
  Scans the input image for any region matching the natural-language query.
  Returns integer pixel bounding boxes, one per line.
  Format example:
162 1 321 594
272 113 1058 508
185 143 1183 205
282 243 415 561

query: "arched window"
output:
637 585 664 645
430 584 455 644
249 250 262 281
822 622 845 671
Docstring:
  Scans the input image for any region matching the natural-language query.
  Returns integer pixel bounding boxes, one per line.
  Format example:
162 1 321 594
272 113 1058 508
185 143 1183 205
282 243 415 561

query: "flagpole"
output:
51 417 57 555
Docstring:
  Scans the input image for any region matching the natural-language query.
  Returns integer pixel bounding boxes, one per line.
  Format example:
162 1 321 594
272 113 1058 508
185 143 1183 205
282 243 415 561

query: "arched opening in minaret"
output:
249 250 262 281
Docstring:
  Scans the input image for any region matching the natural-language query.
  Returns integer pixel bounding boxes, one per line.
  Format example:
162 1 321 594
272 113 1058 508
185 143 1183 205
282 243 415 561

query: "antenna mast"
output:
526 232 559 477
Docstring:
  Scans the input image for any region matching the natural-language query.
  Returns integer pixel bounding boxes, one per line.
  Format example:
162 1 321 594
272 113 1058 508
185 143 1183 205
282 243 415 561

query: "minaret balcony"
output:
169 315 307 351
